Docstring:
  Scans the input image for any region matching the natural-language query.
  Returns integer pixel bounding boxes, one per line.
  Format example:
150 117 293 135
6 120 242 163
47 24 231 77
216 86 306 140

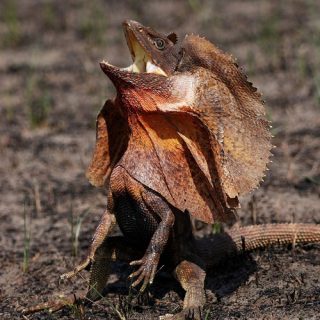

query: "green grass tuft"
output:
77 2 108 46
23 201 31 273
68 202 89 257
212 222 222 234
25 74 54 129
2 0 22 47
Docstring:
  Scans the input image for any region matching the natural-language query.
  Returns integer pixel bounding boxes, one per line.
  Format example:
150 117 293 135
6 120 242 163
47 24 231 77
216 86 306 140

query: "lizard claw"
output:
129 253 159 292
21 293 83 315
60 257 91 280
159 307 203 320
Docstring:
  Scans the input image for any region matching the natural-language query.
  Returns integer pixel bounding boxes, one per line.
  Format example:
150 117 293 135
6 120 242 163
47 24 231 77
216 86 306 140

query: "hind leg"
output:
86 236 142 301
22 236 142 314
160 260 206 320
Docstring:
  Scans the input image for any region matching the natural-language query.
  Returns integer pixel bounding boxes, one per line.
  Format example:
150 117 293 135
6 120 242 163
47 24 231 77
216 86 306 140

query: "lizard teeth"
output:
146 60 158 73
121 60 167 76
121 63 141 73
146 60 167 76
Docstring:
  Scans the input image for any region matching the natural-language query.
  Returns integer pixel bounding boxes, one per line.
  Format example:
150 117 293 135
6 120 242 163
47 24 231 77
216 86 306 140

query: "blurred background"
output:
0 1 319 319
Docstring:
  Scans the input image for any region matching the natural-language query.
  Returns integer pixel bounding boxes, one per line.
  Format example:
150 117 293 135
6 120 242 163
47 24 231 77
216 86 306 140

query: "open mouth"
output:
120 28 167 76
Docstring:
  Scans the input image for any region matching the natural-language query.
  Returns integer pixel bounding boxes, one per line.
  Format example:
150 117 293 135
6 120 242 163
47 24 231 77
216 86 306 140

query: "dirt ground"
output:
1 0 320 319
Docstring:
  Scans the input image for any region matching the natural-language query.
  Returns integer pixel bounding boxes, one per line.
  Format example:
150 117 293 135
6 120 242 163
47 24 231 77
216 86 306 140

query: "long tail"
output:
197 223 320 268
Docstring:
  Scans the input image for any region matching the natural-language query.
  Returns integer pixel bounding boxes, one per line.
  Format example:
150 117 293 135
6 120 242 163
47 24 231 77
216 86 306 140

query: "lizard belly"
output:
113 191 160 248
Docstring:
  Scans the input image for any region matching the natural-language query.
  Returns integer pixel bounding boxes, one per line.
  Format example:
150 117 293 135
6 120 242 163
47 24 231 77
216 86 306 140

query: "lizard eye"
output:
154 38 165 50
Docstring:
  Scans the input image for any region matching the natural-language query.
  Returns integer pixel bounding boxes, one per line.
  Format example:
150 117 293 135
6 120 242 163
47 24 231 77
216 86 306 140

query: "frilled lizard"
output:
23 21 320 319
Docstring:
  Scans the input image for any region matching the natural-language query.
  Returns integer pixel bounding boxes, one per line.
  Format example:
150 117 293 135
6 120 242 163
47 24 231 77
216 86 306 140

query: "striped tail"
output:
197 223 320 267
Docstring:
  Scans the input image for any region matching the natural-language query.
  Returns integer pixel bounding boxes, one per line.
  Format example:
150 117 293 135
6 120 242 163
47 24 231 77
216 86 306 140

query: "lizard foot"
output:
21 293 86 315
129 252 160 292
159 307 203 320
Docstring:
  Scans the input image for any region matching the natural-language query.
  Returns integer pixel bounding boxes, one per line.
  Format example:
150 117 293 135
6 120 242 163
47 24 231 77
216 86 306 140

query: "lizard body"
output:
23 21 320 319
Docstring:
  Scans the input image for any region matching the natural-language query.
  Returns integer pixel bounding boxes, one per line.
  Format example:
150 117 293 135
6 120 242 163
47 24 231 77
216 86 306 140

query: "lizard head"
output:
100 20 182 87
121 20 181 76
99 20 184 111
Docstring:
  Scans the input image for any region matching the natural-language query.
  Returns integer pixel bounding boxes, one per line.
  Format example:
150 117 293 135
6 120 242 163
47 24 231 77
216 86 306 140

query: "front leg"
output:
129 189 175 292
